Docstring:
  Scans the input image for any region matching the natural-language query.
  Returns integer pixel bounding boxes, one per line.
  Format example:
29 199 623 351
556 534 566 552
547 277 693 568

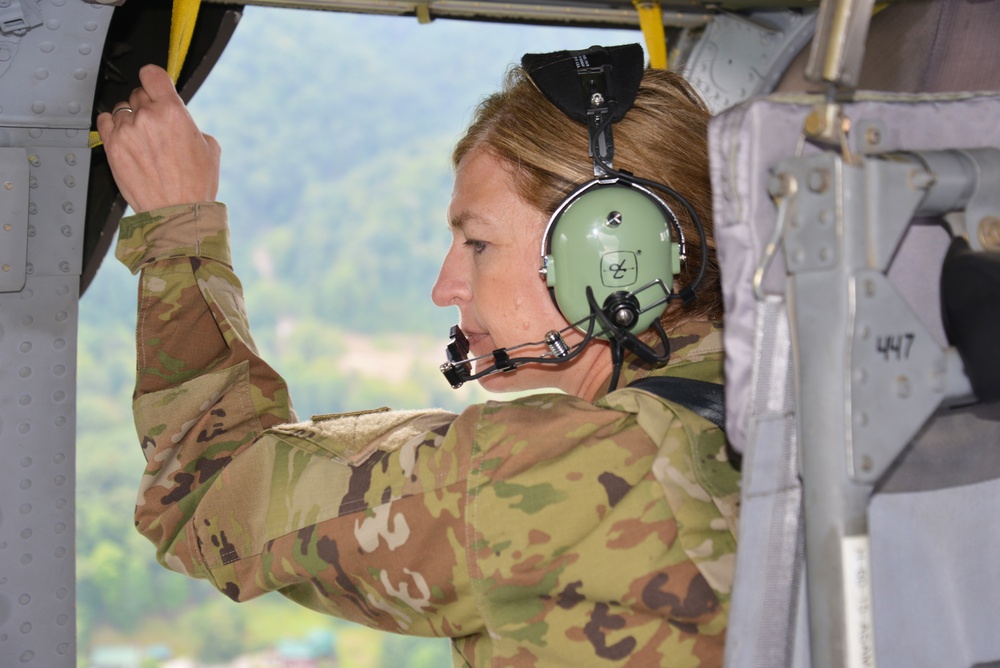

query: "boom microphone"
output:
438 282 672 389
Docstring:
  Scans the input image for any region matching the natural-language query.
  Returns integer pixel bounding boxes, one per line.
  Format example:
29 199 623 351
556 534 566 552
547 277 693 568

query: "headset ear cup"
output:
541 180 681 338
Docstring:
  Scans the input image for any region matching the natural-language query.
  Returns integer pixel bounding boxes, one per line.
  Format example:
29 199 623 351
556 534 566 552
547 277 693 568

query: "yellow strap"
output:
89 0 201 148
634 0 667 69
167 0 202 83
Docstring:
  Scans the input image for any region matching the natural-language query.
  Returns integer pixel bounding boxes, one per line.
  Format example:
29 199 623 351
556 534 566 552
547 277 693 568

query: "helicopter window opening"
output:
78 6 638 665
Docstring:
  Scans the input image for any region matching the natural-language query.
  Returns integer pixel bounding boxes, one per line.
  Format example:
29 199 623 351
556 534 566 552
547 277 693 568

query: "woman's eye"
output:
464 239 487 254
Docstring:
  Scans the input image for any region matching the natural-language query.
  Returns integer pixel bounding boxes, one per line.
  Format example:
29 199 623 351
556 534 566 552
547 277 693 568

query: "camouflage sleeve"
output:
115 202 296 578
114 203 482 640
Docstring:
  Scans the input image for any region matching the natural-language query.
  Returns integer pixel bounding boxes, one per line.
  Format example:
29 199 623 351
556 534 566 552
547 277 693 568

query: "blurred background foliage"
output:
78 7 637 666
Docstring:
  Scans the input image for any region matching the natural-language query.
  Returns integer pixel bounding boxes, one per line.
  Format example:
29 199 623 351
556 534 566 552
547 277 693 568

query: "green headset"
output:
441 44 707 390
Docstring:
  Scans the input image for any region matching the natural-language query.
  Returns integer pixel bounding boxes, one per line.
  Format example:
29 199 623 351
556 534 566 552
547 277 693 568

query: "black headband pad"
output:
521 43 644 125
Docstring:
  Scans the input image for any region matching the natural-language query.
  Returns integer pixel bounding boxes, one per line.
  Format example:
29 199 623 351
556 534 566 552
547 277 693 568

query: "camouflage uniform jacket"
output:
116 202 740 667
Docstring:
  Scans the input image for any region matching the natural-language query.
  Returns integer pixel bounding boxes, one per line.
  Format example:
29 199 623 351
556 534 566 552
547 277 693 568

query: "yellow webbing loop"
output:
633 0 667 69
167 0 202 83
89 0 201 148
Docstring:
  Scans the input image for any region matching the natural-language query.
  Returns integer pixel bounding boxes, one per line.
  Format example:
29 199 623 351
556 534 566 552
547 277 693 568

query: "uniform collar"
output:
593 318 725 401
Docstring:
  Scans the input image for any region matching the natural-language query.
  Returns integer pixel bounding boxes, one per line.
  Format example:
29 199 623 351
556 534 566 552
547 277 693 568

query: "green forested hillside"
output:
78 8 638 665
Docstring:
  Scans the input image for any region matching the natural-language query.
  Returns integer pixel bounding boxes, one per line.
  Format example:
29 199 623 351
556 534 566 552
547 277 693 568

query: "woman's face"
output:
431 149 608 396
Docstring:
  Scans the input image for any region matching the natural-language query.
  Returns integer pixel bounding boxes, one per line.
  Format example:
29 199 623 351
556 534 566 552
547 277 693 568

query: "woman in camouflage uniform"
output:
97 52 738 667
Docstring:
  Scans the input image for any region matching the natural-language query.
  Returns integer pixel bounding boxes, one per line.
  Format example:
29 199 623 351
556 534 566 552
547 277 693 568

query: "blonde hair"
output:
454 66 722 324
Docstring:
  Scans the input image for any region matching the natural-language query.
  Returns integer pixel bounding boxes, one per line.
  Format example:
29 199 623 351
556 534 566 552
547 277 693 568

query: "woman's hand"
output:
96 64 221 213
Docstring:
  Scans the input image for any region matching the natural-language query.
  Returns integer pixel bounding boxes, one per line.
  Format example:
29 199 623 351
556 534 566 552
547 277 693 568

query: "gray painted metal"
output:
711 92 1000 668
679 9 816 114
777 139 991 668
0 149 29 292
0 1 113 665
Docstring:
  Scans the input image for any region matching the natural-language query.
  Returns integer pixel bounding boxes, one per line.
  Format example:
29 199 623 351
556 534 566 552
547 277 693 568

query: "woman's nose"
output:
431 246 470 307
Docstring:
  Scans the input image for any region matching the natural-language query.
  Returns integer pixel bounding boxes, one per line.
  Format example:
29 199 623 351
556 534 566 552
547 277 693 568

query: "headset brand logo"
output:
601 251 636 287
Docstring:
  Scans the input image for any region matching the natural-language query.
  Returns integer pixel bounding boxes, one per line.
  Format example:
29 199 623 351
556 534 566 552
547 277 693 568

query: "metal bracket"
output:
0 147 29 292
776 152 842 275
680 9 818 114
779 148 990 485
848 271 971 483
0 0 42 36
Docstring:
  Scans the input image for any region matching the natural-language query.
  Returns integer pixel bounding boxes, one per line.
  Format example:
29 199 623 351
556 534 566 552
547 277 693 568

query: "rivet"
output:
27 155 40 167
979 216 1000 250
62 201 73 213
896 375 912 399
861 455 874 471
64 153 76 166
63 176 74 187
808 168 830 194
804 111 826 136
3 224 11 231
4 181 12 189
2 264 9 272
865 126 881 146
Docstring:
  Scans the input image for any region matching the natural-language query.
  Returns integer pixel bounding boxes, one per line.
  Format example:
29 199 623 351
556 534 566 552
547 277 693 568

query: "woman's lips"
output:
464 330 490 355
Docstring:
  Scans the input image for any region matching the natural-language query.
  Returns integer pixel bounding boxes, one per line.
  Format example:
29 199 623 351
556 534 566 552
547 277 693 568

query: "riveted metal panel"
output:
0 0 111 130
0 275 78 666
0 1 114 666
0 146 28 292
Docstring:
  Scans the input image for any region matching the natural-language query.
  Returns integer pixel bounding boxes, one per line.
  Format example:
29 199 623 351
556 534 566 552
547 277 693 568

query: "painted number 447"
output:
876 333 915 361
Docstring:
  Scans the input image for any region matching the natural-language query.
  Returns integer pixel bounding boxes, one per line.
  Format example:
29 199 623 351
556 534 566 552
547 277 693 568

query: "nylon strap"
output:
628 375 726 430
633 0 667 69
167 0 202 83
89 0 202 149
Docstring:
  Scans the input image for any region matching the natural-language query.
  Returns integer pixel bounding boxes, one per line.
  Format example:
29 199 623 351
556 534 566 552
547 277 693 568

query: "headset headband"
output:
522 44 644 176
